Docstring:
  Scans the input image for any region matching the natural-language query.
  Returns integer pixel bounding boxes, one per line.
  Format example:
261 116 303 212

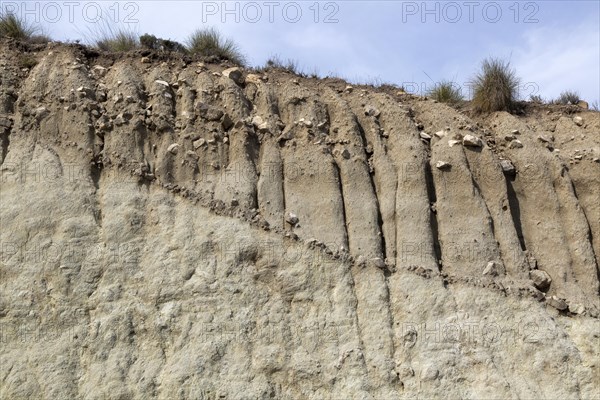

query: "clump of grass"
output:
471 58 520 113
554 90 580 105
139 33 157 49
0 12 49 42
140 33 186 53
427 81 464 104
83 14 138 52
0 12 35 40
96 29 138 52
186 28 245 65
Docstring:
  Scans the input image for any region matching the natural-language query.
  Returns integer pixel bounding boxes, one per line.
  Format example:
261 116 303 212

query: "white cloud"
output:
512 20 600 103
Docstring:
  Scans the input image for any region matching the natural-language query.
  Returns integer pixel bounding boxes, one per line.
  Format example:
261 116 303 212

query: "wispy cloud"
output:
511 20 600 103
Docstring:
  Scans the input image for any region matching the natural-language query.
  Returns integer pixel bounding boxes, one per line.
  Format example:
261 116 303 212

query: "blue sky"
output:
4 1 599 104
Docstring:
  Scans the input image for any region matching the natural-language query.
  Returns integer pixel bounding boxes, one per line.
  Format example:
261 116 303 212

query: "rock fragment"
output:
509 140 523 149
0 117 12 128
245 74 261 85
546 296 568 311
223 67 243 85
196 103 224 121
252 116 269 132
167 143 180 155
421 366 439 381
91 65 107 77
462 134 482 147
113 112 132 126
482 261 501 276
569 303 585 315
286 212 299 226
369 258 386 269
298 118 313 128
193 139 206 149
530 270 552 291
499 159 516 175
364 105 381 118
221 113 234 130
436 161 451 170
35 107 49 121
573 116 584 126
537 135 551 143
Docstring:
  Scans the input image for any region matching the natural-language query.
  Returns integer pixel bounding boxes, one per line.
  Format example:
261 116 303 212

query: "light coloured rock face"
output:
1 41 599 399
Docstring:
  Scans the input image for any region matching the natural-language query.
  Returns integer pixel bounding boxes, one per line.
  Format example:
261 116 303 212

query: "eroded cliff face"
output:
1 40 599 399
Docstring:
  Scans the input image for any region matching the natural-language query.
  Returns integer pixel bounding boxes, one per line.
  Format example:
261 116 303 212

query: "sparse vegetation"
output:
554 90 580 105
187 28 245 65
140 33 186 53
0 12 35 40
264 55 301 74
307 67 320 79
529 94 544 104
0 12 49 42
139 33 157 49
471 58 520 113
360 76 385 87
378 83 403 92
27 34 52 44
84 15 138 52
95 29 138 52
0 15 592 118
260 56 324 79
427 81 464 104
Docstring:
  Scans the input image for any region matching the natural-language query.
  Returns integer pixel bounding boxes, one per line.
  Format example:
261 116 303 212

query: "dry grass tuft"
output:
428 81 464 104
187 28 245 65
471 58 520 113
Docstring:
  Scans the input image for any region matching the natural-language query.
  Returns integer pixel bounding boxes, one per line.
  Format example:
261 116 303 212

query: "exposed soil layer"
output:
1 40 599 399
